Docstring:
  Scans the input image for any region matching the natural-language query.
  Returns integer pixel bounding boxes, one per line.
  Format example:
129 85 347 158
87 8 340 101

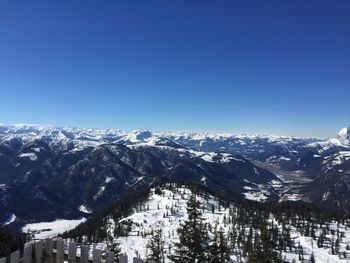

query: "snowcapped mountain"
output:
3 123 347 176
338 127 350 147
0 124 282 228
1 123 350 228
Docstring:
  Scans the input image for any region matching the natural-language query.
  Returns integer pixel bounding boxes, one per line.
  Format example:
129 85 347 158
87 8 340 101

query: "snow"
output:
297 235 348 263
338 127 350 146
243 191 268 201
243 181 280 202
324 151 350 169
280 194 303 202
190 150 241 164
102 186 234 262
200 176 207 186
78 205 92 214
3 213 16 226
94 186 105 200
22 218 86 239
339 128 349 137
322 191 330 201
199 152 216 162
230 156 245 162
19 152 38 161
0 123 323 155
53 185 350 263
105 177 114 183
32 147 41 152
278 156 291 161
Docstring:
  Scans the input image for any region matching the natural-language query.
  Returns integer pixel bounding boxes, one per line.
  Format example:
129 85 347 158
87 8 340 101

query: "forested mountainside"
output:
62 183 350 263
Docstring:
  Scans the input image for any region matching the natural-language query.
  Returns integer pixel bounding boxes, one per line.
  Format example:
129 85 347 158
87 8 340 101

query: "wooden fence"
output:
0 238 154 263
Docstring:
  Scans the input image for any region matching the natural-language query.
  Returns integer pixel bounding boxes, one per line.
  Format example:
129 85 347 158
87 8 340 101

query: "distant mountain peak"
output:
337 127 350 146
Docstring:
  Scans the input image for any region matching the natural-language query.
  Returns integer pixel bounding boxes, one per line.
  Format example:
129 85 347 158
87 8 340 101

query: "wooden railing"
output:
0 238 154 263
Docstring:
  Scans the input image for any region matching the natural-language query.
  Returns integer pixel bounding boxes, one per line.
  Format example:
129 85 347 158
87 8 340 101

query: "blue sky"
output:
0 1 349 137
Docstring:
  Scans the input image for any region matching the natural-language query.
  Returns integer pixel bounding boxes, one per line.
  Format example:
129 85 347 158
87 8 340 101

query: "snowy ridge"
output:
0 123 322 150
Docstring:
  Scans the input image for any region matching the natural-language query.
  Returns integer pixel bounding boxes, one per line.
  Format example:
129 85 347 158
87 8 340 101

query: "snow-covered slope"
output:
65 185 350 263
22 218 86 239
338 127 350 147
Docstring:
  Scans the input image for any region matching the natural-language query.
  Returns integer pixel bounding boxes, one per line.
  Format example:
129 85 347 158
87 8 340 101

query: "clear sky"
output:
0 1 349 137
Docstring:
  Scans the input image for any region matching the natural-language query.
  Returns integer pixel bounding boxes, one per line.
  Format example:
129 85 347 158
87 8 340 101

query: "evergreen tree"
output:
298 244 304 261
169 193 208 263
147 228 165 263
310 252 316 263
335 238 340 254
208 228 231 263
247 222 282 263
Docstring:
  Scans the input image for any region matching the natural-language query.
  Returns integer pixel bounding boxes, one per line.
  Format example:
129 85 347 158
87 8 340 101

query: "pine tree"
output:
147 228 165 263
335 238 340 254
209 228 220 263
208 228 231 263
169 193 208 263
247 222 282 263
310 252 316 263
298 244 304 261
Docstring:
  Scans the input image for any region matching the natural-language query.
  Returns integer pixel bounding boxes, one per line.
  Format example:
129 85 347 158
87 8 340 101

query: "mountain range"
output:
0 124 349 229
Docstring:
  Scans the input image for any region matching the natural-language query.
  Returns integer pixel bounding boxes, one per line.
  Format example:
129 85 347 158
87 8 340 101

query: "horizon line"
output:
1 122 341 140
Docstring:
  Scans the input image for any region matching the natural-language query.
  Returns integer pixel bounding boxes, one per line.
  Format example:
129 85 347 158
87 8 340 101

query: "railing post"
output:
105 251 114 263
132 258 142 263
68 242 77 263
56 239 64 263
10 251 19 263
24 241 34 263
35 240 44 263
92 249 101 263
80 245 89 263
0 257 6 263
44 238 53 263
119 254 127 263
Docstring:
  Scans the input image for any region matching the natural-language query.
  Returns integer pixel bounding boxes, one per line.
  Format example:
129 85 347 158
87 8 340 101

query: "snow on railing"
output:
0 238 153 263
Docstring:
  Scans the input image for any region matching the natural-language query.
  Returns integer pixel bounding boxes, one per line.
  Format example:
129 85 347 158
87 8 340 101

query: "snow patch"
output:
78 205 92 214
3 213 16 226
105 177 114 183
19 152 38 161
243 191 268 201
22 218 86 239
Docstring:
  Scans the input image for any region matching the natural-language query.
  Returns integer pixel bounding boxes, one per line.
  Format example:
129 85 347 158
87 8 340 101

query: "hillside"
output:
62 184 350 263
